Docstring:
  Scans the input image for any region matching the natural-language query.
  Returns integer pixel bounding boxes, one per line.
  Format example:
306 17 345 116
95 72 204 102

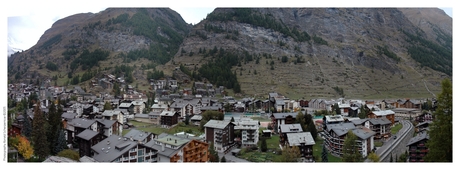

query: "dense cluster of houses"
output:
7 80 436 162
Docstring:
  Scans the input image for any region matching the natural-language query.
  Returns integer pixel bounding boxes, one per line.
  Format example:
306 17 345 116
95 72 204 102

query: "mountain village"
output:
6 74 435 163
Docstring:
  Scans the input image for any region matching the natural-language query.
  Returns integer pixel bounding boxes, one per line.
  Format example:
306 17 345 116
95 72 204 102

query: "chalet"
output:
351 127 376 157
131 100 146 114
101 110 124 125
299 99 309 107
96 119 121 137
160 110 180 128
190 115 202 126
144 133 209 162
118 102 134 115
415 121 432 133
368 118 392 139
368 110 395 125
286 132 316 162
66 118 98 145
279 124 303 146
76 129 105 158
204 120 235 153
146 111 162 125
402 99 422 109
271 112 299 133
151 103 168 113
321 122 356 157
406 131 429 162
416 111 433 123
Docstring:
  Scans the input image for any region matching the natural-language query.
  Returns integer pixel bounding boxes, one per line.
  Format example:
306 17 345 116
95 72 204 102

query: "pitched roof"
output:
43 156 77 162
279 124 303 133
96 119 116 128
118 102 132 108
326 122 356 136
190 115 202 121
350 118 369 126
204 120 232 129
123 129 151 142
101 110 121 117
287 132 316 146
406 131 429 146
79 156 98 162
234 120 259 130
368 118 391 125
372 110 395 116
351 127 376 140
70 118 96 128
160 110 178 117
61 112 77 120
76 129 99 141
91 135 138 162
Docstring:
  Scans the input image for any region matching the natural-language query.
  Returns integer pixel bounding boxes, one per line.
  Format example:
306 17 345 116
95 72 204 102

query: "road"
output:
366 119 414 162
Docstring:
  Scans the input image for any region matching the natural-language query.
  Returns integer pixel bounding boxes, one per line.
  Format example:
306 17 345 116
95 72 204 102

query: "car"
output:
393 136 397 139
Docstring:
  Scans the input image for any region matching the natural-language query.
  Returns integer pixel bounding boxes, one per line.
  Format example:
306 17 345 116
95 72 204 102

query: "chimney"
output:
162 143 165 152
130 136 133 141
107 141 110 145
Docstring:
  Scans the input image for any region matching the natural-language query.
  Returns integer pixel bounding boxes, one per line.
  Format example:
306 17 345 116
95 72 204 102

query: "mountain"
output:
7 8 452 100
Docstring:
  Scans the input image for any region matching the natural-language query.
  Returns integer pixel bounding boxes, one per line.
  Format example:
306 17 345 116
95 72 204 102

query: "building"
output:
234 119 259 147
271 112 299 133
369 110 395 125
132 100 146 114
144 133 208 162
279 124 303 146
91 135 158 162
76 129 105 158
160 110 180 128
286 132 316 162
406 131 429 162
368 118 392 139
204 120 235 153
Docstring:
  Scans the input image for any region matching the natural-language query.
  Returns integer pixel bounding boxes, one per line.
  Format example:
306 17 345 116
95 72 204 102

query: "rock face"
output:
174 8 451 99
7 8 452 99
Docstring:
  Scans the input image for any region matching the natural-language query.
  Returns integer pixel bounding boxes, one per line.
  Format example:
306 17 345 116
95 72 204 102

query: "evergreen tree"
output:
53 129 67 154
220 156 226 162
208 142 219 162
103 101 113 110
185 114 190 125
230 116 235 122
31 101 50 161
21 111 32 140
333 103 341 115
295 111 306 131
342 130 362 162
390 153 393 162
368 152 380 162
261 138 267 152
321 144 329 162
47 102 62 155
304 114 318 141
358 105 367 119
425 78 452 162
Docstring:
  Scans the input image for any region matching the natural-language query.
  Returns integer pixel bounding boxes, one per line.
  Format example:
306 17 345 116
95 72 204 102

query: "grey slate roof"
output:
79 156 98 162
101 110 121 117
134 114 149 118
123 129 151 142
280 124 303 133
76 129 99 141
204 120 232 129
350 118 369 126
287 132 316 146
368 118 391 125
96 119 116 128
326 122 356 136
91 135 138 162
43 156 77 162
351 127 376 140
61 112 77 120
190 115 202 121
406 131 429 146
70 118 96 128
144 133 190 158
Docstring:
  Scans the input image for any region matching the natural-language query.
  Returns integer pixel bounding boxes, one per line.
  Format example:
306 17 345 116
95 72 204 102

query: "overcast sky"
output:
3 0 455 57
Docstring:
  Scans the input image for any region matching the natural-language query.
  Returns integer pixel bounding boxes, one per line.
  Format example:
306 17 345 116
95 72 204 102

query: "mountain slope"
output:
7 8 452 100
168 8 451 99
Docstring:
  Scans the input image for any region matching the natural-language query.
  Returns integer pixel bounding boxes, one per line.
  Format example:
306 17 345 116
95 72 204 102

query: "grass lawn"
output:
391 123 403 135
237 135 284 162
313 137 342 162
374 141 383 147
